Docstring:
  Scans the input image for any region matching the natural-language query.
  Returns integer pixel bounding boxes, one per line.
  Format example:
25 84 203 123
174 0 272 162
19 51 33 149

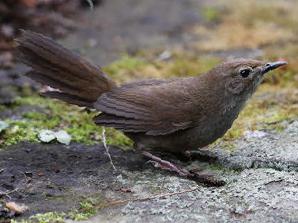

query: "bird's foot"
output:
187 170 226 187
184 149 217 162
142 151 225 187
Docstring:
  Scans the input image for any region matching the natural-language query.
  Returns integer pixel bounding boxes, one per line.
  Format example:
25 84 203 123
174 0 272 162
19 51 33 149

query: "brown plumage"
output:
15 30 287 155
16 30 115 108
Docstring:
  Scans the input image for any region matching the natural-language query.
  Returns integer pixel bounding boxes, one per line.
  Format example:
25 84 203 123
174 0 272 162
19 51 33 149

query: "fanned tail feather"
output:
15 30 116 107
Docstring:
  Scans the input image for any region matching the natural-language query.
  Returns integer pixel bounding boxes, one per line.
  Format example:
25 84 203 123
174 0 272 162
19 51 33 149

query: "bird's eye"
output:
240 68 251 78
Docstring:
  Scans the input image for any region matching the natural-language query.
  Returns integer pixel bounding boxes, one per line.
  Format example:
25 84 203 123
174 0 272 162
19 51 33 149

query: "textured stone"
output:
66 122 298 223
192 121 298 171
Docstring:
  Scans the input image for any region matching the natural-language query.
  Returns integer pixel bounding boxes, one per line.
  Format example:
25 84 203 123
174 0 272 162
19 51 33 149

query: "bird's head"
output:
210 59 287 98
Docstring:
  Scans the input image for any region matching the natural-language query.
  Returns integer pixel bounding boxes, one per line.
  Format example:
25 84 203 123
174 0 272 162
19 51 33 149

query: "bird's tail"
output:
15 30 116 108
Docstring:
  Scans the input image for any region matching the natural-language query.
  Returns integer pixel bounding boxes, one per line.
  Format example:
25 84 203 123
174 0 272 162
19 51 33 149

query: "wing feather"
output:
94 78 205 135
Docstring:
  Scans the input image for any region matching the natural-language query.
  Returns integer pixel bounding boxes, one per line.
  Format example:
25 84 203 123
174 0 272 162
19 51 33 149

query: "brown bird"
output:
15 31 287 185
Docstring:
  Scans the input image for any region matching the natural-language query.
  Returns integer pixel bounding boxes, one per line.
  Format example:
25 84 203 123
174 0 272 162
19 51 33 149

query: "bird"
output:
15 30 287 185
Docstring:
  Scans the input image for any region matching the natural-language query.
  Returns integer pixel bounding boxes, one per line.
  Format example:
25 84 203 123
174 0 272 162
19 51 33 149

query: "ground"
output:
0 0 297 222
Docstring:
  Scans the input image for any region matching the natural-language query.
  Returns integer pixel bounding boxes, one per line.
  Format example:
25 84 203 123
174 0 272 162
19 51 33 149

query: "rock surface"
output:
71 169 298 223
191 121 298 171
65 122 298 223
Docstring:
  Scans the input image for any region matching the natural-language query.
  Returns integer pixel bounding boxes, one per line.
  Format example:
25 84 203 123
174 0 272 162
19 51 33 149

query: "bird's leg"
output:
142 151 225 187
142 151 189 176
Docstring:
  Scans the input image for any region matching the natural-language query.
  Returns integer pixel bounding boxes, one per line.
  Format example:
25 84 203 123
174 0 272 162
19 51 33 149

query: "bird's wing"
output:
94 78 205 136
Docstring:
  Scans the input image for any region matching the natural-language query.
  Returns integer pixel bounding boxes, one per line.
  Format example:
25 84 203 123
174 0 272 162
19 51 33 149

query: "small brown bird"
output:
15 31 287 185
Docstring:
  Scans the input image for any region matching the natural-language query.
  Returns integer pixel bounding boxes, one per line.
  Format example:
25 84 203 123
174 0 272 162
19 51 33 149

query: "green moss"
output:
263 111 288 124
223 128 243 142
236 1 298 31
103 55 147 83
30 212 66 223
11 220 30 223
11 196 108 223
102 52 221 82
105 55 146 73
271 71 297 88
1 95 132 148
105 128 133 148
163 56 220 77
0 105 5 112
69 197 107 221
2 120 39 146
201 6 222 23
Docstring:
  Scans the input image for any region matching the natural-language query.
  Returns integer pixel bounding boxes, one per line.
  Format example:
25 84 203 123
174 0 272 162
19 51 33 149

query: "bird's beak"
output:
261 61 288 75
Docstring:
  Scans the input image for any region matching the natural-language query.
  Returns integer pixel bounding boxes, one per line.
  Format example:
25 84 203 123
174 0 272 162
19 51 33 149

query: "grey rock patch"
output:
0 105 46 120
0 64 36 105
66 121 298 222
69 169 298 223
60 0 203 65
0 85 18 105
191 121 298 171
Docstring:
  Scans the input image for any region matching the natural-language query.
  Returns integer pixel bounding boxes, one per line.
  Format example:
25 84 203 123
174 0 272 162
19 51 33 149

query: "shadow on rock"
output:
0 142 145 216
